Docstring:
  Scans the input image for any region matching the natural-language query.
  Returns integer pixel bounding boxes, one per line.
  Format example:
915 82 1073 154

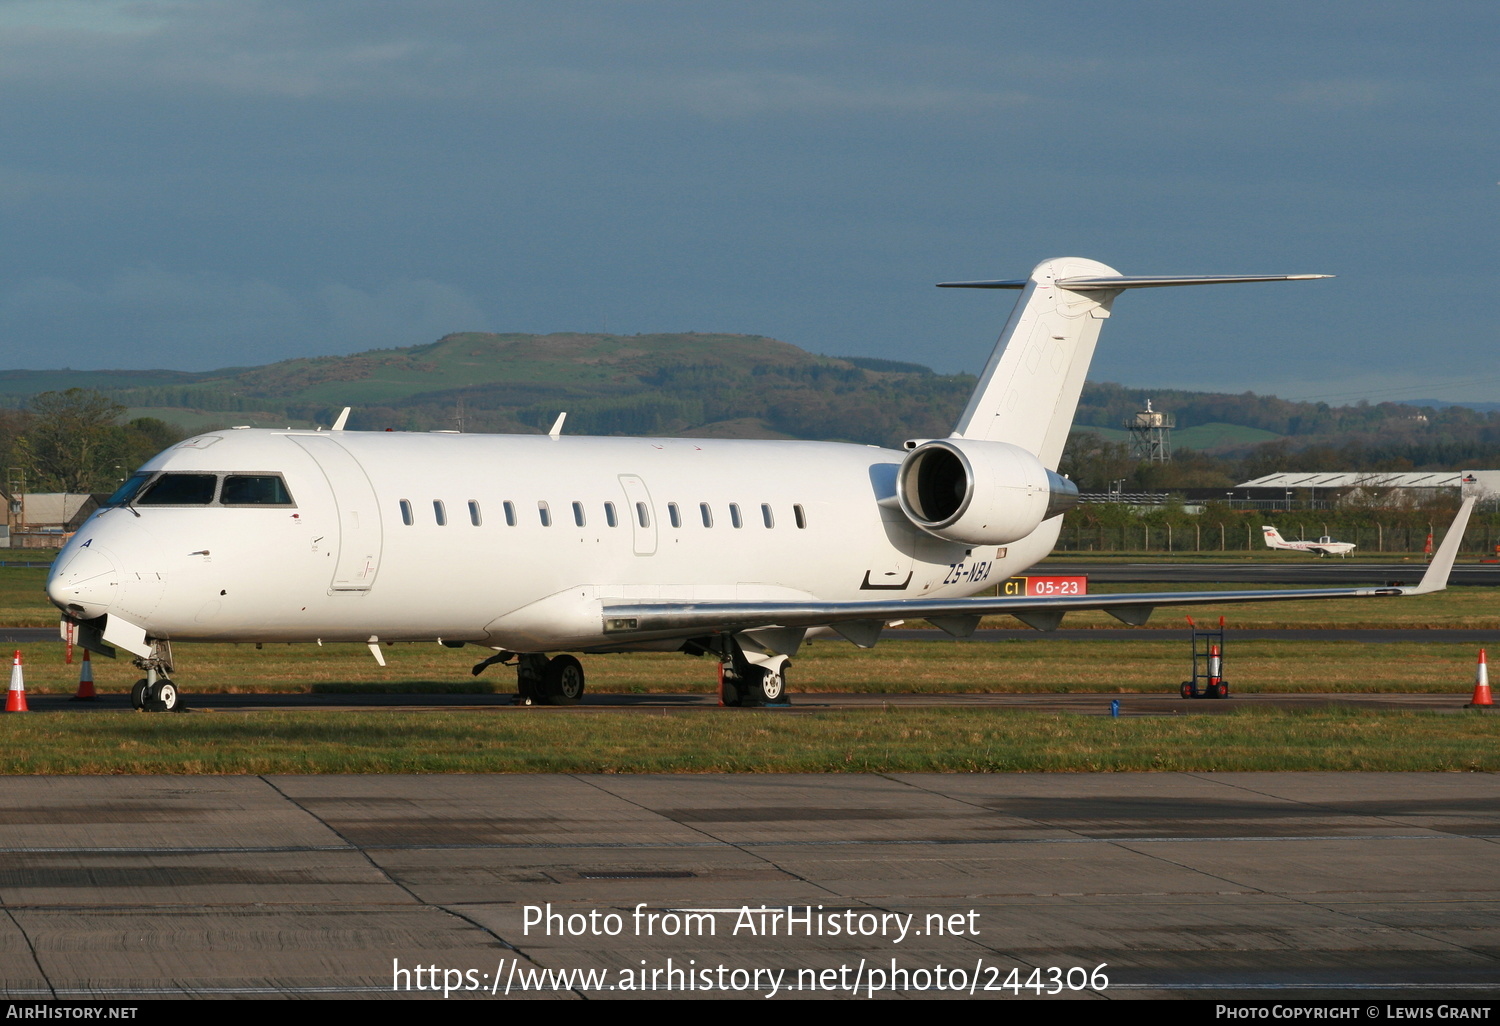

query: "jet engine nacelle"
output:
896 439 1079 546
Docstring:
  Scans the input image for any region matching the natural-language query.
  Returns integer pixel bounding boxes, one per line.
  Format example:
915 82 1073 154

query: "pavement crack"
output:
255 776 424 905
3 906 56 999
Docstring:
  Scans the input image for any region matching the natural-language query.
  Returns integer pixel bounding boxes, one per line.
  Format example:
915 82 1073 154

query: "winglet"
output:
331 407 351 431
1412 498 1475 594
548 412 567 440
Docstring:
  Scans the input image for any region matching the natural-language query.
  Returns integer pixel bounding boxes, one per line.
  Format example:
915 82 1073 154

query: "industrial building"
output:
1233 471 1498 510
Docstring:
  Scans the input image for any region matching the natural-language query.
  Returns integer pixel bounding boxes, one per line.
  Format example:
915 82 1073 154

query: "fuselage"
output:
46 428 1063 651
1262 529 1355 557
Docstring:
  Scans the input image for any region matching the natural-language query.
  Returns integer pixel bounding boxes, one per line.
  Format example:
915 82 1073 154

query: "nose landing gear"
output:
131 641 184 713
130 672 182 712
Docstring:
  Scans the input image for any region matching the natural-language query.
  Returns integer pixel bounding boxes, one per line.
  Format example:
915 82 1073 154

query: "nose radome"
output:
46 544 120 620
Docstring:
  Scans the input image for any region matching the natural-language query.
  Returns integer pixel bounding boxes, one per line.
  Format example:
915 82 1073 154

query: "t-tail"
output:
940 259 1332 470
1263 526 1290 549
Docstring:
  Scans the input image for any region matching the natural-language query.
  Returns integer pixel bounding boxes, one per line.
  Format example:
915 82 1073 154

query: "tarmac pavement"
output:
0 773 1495 1000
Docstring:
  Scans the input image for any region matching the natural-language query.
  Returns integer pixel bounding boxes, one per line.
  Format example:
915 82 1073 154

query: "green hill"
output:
52 332 972 447
2 334 1496 463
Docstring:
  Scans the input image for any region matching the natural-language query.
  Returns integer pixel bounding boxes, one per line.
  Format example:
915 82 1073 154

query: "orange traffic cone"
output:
70 649 96 702
6 650 28 712
1468 649 1493 709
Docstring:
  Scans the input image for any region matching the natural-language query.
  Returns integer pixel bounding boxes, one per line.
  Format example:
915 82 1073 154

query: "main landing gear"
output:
131 642 183 712
717 640 791 708
469 636 793 708
473 651 586 705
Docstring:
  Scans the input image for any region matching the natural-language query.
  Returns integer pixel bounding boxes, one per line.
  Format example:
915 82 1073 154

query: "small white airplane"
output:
1262 526 1356 557
45 257 1473 711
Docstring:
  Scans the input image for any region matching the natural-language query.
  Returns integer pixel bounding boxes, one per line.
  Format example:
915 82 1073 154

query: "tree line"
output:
1 389 184 494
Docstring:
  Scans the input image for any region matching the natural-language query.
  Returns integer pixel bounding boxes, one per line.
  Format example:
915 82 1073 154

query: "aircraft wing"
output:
600 499 1472 642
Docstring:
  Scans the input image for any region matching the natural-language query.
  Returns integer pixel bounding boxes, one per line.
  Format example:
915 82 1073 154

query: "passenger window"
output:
635 502 650 528
604 502 618 527
468 500 481 526
572 501 586 527
503 501 517 526
794 504 807 529
538 501 552 527
400 499 413 526
729 503 742 528
761 503 774 528
136 474 217 506
433 500 447 526
668 502 681 528
221 475 293 505
700 502 713 528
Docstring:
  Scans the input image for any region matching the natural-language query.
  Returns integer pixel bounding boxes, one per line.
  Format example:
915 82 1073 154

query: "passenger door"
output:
288 435 383 590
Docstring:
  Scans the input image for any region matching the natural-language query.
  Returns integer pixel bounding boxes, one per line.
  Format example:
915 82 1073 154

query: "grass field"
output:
5 636 1491 696
1 708 1493 774
8 567 1495 774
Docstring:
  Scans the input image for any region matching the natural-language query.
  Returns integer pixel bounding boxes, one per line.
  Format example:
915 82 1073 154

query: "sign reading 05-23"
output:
1000 576 1088 597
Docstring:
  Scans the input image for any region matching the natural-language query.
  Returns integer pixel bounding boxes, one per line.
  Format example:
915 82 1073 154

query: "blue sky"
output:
0 1 1495 403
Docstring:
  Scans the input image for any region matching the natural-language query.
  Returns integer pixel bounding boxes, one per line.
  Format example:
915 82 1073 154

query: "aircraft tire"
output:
146 679 181 713
131 679 149 710
542 655 585 706
754 665 788 705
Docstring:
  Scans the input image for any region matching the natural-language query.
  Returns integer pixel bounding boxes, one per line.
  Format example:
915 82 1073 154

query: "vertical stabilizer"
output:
947 257 1123 469
942 261 1332 468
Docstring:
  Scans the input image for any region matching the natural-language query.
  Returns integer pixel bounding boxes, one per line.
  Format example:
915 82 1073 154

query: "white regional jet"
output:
45 257 1473 711
1262 526 1356 557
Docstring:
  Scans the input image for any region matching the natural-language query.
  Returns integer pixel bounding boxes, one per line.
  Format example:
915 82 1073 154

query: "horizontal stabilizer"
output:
938 274 1332 290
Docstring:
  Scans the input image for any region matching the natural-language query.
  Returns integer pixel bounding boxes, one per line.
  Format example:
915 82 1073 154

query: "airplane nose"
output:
46 544 120 620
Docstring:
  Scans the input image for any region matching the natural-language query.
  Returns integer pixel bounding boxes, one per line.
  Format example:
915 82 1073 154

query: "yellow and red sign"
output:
1000 575 1088 597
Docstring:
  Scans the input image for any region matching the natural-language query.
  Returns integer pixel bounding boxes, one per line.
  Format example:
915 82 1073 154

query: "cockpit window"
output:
136 474 219 506
221 475 294 505
103 471 298 509
105 473 153 507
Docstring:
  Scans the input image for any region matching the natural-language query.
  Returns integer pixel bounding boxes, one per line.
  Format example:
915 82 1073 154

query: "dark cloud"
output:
0 1 1494 401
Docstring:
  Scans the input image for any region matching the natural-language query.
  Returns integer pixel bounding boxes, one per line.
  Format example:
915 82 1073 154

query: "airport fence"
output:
1056 503 1500 555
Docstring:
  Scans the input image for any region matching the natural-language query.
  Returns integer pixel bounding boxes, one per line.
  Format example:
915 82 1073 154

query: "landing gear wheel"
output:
146 679 181 712
131 679 148 710
1180 681 1195 699
754 664 788 705
542 655 585 705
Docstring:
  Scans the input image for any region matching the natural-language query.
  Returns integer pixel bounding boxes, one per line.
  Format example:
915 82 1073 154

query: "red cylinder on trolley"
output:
1208 644 1222 689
